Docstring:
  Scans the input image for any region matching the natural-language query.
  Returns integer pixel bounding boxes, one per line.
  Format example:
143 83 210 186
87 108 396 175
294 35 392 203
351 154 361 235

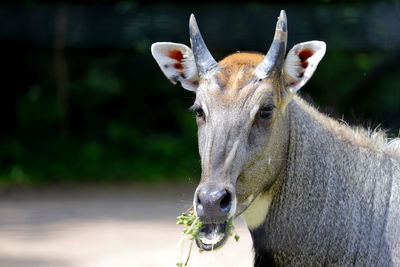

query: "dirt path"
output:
0 184 253 267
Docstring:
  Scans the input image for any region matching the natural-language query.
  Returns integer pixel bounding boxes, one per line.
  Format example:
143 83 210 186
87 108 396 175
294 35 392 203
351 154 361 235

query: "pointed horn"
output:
189 14 218 77
254 10 288 79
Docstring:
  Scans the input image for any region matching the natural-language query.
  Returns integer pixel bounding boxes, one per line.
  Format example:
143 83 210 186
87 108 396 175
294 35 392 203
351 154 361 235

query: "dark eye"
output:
189 105 205 120
257 105 275 120
195 107 204 118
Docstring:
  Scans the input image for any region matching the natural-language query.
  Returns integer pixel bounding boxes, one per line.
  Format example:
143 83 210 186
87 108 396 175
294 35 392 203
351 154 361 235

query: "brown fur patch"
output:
212 52 287 108
217 52 264 91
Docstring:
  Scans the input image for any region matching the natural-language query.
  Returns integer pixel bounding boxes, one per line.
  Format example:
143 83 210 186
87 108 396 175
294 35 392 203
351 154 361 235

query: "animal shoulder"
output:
296 96 400 159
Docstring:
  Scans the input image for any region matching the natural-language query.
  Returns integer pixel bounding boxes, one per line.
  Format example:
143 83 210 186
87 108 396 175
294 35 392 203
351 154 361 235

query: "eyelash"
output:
190 105 205 119
257 105 275 120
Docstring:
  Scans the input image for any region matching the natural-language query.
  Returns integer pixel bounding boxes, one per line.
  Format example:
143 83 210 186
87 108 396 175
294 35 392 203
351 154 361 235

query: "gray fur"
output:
253 96 400 266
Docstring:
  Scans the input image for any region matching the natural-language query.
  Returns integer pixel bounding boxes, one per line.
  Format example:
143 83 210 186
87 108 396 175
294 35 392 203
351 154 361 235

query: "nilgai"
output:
151 10 400 266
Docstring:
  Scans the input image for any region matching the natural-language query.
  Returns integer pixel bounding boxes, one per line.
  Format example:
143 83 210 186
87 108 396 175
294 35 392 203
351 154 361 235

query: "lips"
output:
195 221 229 251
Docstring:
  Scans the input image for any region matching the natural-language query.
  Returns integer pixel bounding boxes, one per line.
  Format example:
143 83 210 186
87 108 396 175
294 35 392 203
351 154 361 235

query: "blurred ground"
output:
0 184 253 267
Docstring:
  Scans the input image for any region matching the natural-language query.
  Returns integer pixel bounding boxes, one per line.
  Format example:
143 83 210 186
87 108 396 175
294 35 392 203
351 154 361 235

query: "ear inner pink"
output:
168 50 185 76
168 50 184 61
299 49 313 68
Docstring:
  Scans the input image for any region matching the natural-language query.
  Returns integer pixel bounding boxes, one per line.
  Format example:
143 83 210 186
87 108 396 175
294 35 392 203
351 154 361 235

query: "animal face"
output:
192 53 286 213
151 10 326 250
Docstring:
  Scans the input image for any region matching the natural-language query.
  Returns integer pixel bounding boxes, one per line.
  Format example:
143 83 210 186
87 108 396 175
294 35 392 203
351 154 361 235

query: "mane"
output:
354 127 400 157
294 95 400 159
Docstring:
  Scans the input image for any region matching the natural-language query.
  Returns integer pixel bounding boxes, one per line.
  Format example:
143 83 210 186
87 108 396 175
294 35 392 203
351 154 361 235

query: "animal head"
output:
151 10 326 250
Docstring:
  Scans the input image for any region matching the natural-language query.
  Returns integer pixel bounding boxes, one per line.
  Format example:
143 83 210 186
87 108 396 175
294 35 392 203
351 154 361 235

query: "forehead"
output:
217 52 264 90
197 52 278 107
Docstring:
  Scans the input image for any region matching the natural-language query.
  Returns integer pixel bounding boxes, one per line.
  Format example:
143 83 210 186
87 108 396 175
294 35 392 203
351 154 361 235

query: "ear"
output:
283 41 326 93
151 42 199 92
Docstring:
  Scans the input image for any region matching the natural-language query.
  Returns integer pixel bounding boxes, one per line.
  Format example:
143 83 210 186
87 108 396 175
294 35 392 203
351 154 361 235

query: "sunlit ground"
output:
0 184 253 267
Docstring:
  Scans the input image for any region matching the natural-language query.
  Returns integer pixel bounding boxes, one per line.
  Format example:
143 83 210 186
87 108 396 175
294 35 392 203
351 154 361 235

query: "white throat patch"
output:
242 190 275 230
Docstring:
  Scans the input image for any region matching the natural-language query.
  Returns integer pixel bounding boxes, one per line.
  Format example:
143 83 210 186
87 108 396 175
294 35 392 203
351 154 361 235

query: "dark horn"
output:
254 10 288 78
189 14 218 77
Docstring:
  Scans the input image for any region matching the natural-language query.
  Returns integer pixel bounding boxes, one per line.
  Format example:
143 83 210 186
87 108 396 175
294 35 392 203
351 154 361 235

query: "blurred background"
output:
0 0 399 266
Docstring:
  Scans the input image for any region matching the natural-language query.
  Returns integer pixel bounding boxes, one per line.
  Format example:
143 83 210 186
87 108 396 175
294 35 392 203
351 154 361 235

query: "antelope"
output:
151 10 400 266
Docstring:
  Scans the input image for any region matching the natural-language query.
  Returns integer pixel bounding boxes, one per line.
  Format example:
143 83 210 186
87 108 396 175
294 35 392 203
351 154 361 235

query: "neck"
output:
248 95 400 266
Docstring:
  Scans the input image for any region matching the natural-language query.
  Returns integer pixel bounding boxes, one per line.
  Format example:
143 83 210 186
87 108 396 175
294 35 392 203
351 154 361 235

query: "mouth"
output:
195 221 229 251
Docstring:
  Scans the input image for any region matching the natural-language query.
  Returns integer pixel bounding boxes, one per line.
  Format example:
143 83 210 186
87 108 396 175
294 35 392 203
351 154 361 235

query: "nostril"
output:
196 187 232 217
219 190 231 211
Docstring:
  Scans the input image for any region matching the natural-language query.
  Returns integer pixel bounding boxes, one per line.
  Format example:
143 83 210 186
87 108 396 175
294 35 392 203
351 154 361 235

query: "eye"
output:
195 107 204 118
257 105 275 120
189 105 205 120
